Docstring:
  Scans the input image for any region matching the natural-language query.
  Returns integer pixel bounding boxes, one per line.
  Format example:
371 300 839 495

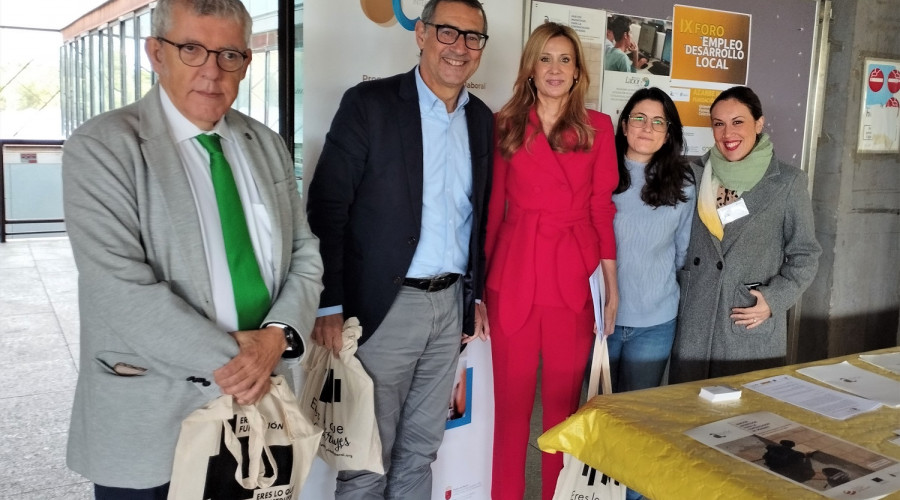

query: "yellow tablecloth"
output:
538 347 900 500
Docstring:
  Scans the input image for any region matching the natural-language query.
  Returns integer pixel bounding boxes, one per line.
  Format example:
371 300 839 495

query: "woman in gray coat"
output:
669 86 821 383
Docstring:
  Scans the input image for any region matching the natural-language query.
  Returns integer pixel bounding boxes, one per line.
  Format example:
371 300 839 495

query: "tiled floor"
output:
0 236 546 499
0 237 92 498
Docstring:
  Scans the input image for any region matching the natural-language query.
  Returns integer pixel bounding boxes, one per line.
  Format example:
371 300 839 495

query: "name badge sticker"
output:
717 198 750 225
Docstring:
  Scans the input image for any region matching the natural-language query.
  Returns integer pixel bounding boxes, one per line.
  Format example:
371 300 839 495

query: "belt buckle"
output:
426 276 444 293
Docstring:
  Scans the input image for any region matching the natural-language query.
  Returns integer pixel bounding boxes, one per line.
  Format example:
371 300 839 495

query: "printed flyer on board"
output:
858 58 900 153
685 412 900 499
670 4 752 155
530 1 608 111
599 10 672 129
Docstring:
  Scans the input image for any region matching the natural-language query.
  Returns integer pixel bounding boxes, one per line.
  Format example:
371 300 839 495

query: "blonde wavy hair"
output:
496 22 593 159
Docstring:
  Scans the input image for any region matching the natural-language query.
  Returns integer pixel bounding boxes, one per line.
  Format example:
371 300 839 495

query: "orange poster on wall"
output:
671 5 751 85
672 87 721 128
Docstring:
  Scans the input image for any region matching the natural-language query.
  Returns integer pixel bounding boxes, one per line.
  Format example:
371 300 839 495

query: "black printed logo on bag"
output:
202 415 294 499
315 369 352 456
580 463 620 487
319 368 342 403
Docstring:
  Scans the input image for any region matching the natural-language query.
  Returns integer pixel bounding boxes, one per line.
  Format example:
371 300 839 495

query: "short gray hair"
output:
420 0 487 35
152 0 252 45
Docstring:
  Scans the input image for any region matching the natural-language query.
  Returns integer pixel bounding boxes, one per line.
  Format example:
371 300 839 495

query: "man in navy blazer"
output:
306 0 492 497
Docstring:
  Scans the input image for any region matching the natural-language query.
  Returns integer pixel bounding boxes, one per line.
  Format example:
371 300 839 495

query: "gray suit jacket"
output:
62 85 323 487
670 152 821 383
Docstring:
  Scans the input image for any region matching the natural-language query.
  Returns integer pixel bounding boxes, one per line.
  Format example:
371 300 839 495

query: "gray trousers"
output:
336 281 462 500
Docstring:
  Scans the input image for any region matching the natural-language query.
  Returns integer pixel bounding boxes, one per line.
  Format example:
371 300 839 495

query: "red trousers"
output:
487 289 595 500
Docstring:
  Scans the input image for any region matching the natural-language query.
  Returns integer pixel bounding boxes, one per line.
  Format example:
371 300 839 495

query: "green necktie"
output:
196 133 270 331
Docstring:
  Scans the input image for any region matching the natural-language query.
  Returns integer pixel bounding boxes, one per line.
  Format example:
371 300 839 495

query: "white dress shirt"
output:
159 87 275 332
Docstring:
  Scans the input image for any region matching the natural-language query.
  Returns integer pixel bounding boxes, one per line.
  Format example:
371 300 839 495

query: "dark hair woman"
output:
609 86 694 388
608 86 695 500
669 86 821 383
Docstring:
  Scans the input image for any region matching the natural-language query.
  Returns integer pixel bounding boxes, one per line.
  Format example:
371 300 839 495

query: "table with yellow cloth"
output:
538 347 900 500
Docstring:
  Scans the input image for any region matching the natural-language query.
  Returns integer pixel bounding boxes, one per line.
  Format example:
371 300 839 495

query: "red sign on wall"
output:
888 69 900 94
868 67 884 92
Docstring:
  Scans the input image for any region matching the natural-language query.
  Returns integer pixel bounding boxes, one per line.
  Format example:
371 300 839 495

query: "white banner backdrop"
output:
302 0 524 192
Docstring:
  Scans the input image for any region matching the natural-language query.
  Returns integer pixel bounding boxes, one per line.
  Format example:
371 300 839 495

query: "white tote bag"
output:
299 317 384 474
551 335 627 500
168 375 322 500
429 338 495 500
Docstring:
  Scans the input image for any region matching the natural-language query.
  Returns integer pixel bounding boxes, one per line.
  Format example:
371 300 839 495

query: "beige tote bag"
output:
299 317 384 474
168 375 322 500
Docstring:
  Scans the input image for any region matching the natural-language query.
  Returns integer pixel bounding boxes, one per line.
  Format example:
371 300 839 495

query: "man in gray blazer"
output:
62 0 323 497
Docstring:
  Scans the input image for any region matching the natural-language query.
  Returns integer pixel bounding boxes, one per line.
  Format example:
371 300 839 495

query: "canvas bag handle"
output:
221 400 278 489
587 334 612 398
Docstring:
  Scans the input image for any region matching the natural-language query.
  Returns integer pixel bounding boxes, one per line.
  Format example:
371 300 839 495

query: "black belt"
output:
403 273 460 292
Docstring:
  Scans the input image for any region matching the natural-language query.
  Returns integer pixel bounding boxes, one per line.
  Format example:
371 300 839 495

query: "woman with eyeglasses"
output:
669 86 821 383
607 87 694 500
609 88 694 389
484 22 618 500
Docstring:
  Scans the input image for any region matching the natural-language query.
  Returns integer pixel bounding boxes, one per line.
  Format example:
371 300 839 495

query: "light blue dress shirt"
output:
317 67 474 317
405 66 473 278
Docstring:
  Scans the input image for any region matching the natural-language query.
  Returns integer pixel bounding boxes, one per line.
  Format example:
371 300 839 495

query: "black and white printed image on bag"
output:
553 452 627 500
299 316 384 474
168 375 323 500
548 335 627 500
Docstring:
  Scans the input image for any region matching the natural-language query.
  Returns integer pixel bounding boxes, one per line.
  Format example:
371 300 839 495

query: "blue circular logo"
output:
392 0 419 31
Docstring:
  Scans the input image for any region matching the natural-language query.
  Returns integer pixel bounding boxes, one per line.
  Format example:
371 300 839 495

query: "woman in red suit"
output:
486 22 619 500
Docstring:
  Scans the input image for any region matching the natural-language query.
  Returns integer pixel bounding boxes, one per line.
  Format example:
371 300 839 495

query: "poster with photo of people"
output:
599 11 673 132
531 2 755 157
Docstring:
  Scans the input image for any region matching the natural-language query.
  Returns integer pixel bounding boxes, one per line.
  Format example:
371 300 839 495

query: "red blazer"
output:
485 108 618 333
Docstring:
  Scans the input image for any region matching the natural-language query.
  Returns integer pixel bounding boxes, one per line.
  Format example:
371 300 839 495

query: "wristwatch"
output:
266 322 303 359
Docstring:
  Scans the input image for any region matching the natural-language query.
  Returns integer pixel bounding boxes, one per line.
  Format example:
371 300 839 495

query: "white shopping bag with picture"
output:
551 334 626 500
168 375 322 500
299 316 384 474
430 337 495 500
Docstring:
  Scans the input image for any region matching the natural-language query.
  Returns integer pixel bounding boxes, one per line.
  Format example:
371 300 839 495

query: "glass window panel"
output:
248 50 266 124
236 77 251 115
266 49 279 131
294 2 303 181
77 37 86 125
52 1 288 141
67 43 74 135
71 42 77 132
111 23 122 109
245 0 278 17
138 12 153 97
124 17 136 104
90 31 100 116
99 28 108 112
60 44 68 136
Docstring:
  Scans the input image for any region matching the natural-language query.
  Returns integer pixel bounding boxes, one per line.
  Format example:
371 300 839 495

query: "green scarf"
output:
709 133 773 193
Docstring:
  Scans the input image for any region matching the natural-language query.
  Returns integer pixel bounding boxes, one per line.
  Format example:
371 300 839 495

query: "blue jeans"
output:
605 319 676 500
606 318 677 393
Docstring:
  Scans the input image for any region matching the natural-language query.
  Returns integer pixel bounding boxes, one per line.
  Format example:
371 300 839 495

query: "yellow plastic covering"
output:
538 348 900 500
